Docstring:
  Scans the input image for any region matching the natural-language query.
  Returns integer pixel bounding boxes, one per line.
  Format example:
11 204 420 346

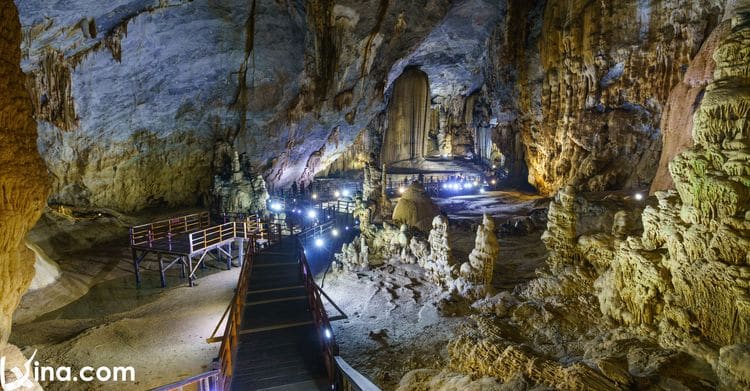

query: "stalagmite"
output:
391 182 441 233
461 214 500 288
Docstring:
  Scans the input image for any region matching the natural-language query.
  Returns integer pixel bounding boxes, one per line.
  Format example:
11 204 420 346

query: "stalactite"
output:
306 0 337 99
382 68 431 164
24 48 78 131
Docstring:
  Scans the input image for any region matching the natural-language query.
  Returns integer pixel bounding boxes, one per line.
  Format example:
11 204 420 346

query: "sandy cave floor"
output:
10 191 551 390
11 208 236 390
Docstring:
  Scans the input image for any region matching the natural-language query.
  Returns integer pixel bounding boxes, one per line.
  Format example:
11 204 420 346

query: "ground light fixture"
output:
324 328 332 339
634 193 644 201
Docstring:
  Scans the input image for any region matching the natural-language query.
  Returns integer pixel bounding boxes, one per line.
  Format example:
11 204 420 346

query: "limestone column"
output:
0 0 50 344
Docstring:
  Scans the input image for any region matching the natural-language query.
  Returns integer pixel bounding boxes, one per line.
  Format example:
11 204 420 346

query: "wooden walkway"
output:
230 237 328 390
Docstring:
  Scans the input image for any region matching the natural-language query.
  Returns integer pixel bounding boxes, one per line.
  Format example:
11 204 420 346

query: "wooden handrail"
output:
214 232 256 389
130 212 210 247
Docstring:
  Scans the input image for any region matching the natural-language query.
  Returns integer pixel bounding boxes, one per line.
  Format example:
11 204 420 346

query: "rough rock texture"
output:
650 21 731 193
486 0 726 194
598 8 750 359
391 182 441 233
460 214 499 287
420 215 455 286
211 149 269 215
18 0 455 211
532 0 725 194
0 0 50 345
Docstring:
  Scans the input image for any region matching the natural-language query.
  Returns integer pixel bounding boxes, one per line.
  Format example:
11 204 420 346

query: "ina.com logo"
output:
1 350 135 390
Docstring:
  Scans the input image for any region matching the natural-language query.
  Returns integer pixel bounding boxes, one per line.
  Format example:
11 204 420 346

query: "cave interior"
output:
1 0 750 390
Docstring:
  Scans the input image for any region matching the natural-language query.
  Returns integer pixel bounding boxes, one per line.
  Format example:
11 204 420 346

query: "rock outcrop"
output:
0 0 49 345
599 8 750 356
486 0 726 195
391 182 441 233
211 150 269 216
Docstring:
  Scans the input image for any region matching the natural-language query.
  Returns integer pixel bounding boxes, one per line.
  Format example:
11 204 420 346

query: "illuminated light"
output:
324 328 332 339
270 202 282 211
442 184 448 189
312 193 318 200
332 229 339 237
342 189 350 197
492 164 497 169
345 226 350 230
334 190 341 198
491 179 497 185
474 181 479 186
398 186 406 194
315 238 324 248
307 209 318 219
634 193 644 201
480 188 486 194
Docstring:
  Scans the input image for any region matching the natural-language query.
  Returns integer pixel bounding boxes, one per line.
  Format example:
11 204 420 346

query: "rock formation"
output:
597 8 750 367
486 0 726 195
420 215 455 285
17 0 455 211
382 68 431 164
391 182 441 233
461 214 499 288
0 0 49 347
211 150 269 216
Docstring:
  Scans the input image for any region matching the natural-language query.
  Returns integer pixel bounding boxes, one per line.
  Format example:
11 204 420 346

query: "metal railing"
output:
334 356 381 391
150 370 221 391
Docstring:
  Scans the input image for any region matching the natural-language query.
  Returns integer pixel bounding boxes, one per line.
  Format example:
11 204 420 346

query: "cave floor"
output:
11 209 237 390
433 189 548 221
321 226 549 390
4 190 549 391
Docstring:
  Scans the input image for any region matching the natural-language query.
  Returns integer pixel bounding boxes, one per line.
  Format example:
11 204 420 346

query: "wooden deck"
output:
130 212 266 288
230 238 328 391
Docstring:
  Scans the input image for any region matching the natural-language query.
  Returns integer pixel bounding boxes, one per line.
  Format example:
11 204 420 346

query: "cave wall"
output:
18 0 454 210
487 0 726 195
600 7 750 349
0 0 49 344
381 68 431 164
15 0 734 210
533 0 724 194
